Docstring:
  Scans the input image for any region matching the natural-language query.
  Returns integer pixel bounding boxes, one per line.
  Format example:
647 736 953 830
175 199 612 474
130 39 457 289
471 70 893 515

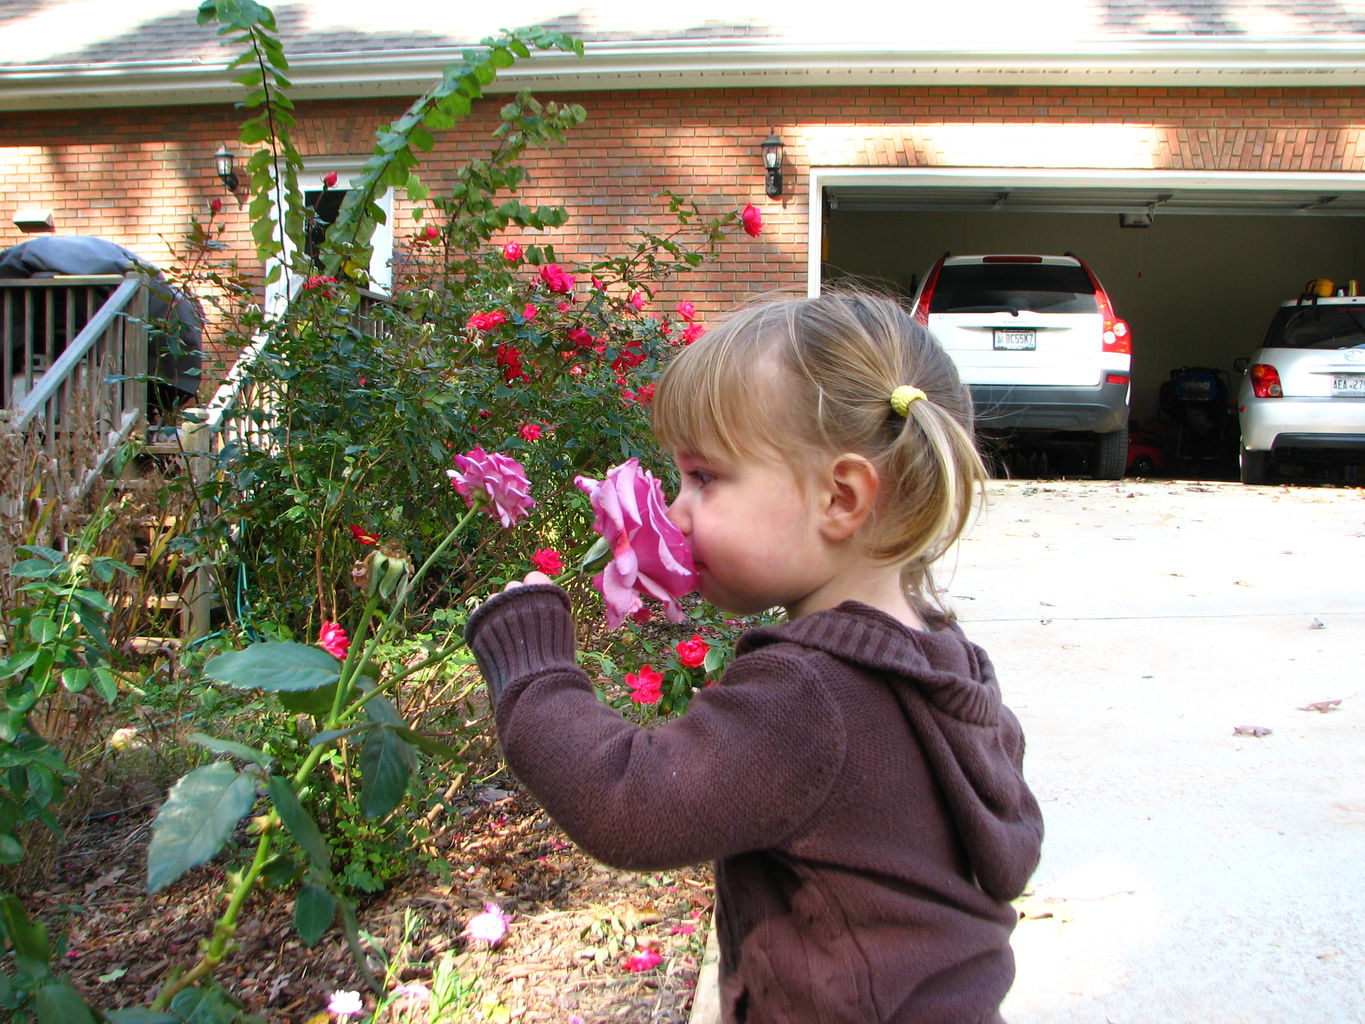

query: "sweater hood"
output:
737 601 1043 900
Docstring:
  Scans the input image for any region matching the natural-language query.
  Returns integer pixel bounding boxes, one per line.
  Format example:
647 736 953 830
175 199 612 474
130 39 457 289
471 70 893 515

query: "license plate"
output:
1333 374 1365 395
993 328 1036 351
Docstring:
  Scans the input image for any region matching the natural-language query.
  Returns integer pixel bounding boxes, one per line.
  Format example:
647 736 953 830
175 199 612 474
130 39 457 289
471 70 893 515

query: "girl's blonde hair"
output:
653 290 986 615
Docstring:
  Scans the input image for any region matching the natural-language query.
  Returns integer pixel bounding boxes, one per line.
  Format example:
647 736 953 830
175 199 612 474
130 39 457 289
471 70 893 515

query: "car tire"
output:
1240 446 1269 485
1094 426 1129 480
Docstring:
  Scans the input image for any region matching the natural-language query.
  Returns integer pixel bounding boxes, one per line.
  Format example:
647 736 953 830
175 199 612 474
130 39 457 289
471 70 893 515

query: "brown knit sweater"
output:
466 585 1043 1024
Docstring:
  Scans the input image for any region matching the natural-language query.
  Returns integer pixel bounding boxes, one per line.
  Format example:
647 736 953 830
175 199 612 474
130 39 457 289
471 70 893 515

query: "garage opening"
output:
814 169 1365 478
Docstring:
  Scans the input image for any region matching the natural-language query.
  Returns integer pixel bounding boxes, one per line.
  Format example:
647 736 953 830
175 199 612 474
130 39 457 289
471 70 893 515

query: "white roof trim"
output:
7 38 1365 110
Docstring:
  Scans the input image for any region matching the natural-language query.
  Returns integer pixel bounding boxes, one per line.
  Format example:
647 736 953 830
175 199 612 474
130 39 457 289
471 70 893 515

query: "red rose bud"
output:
209 197 223 214
741 203 763 238
322 170 339 189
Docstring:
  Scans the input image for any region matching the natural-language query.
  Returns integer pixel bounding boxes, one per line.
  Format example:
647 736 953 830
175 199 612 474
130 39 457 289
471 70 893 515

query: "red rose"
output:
424 225 440 240
592 276 607 291
349 525 380 546
495 345 527 383
518 422 543 442
503 242 523 263
522 303 538 320
675 634 710 668
209 197 223 214
681 322 706 345
538 263 576 295
531 548 564 575
322 170 339 189
629 290 646 311
675 300 696 322
467 310 510 333
625 665 664 705
741 203 762 237
567 326 593 348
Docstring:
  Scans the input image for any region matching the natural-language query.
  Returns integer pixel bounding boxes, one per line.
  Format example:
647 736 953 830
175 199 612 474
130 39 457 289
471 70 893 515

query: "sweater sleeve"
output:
465 590 848 871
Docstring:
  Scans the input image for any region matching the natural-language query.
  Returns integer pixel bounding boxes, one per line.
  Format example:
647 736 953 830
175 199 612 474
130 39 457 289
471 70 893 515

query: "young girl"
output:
466 292 1043 1024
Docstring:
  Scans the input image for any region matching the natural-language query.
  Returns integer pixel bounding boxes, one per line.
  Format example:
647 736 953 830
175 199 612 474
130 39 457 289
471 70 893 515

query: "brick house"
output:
4 0 1365 419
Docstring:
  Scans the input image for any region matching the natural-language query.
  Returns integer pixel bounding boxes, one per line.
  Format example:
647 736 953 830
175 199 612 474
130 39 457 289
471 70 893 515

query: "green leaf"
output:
267 776 329 870
359 725 416 820
147 762 258 892
294 881 336 946
8 558 57 579
392 726 465 764
33 979 99 1024
106 1009 182 1023
204 642 342 692
0 893 50 965
169 984 241 1024
190 732 273 769
278 680 339 718
0 832 24 864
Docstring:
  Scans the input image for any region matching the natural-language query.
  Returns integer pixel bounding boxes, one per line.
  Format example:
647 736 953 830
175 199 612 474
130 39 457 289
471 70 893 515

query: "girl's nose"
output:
666 495 689 534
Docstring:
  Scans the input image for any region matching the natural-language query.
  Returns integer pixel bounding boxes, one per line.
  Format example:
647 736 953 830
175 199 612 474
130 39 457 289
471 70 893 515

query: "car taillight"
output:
1249 363 1282 398
913 258 945 325
1102 318 1131 355
1080 261 1132 354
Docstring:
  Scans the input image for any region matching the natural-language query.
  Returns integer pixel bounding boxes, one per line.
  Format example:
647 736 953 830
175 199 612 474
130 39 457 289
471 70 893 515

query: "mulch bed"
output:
22 772 714 1022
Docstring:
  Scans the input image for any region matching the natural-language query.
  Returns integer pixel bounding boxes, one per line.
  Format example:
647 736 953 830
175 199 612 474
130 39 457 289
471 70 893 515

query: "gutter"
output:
5 38 1365 111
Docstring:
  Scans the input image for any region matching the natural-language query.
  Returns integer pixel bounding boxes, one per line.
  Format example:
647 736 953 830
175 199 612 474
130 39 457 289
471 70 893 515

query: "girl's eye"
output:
688 470 714 487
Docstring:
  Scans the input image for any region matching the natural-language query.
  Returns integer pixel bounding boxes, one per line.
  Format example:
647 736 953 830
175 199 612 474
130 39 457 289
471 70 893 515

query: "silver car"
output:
1237 295 1365 484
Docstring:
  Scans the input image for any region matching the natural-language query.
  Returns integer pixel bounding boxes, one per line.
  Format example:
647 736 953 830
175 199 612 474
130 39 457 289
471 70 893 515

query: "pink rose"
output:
538 263 576 295
467 310 509 333
322 170 339 189
629 290 646 311
626 665 664 704
503 242 523 263
448 447 534 528
424 224 440 240
574 459 697 628
317 621 350 660
675 634 710 668
531 548 564 574
522 303 538 320
741 203 762 238
675 300 696 322
621 947 663 971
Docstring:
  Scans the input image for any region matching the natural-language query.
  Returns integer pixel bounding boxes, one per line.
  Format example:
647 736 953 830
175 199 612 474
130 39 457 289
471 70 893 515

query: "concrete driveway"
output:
949 479 1365 1024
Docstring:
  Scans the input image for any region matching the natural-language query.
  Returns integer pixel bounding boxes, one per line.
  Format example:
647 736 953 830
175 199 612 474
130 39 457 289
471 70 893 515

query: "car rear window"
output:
929 264 1099 315
1263 304 1365 349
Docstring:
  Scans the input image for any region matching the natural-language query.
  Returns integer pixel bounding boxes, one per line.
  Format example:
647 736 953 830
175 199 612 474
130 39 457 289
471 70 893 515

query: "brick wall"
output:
4 84 1365 386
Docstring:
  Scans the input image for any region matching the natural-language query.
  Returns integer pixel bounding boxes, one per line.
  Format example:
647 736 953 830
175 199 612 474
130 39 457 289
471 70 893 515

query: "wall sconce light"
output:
761 129 784 198
214 145 239 193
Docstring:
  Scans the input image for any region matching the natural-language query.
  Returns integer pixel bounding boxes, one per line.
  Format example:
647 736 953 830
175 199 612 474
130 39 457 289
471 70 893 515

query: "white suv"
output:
910 253 1132 479
1236 295 1365 484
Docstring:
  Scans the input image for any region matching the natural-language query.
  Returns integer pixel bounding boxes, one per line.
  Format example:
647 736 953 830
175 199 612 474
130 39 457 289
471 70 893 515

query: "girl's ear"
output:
821 454 880 542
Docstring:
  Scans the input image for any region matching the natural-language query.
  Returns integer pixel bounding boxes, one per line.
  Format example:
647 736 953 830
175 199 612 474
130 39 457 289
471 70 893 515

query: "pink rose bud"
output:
503 242 523 262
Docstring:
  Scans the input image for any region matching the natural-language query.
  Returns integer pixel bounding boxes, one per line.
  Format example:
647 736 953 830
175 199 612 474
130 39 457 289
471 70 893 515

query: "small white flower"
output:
467 902 510 946
392 981 431 1004
327 989 363 1016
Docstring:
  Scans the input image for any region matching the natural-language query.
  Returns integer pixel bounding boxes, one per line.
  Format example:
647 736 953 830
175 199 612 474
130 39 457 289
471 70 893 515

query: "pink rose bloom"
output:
318 621 350 660
574 459 697 628
467 903 509 946
448 447 534 528
621 947 663 972
629 290 646 311
538 263 576 295
741 202 762 238
626 665 664 704
502 241 523 263
682 322 707 345
676 300 697 322
531 548 564 574
467 310 509 333
327 989 362 1016
522 302 538 320
675 634 710 668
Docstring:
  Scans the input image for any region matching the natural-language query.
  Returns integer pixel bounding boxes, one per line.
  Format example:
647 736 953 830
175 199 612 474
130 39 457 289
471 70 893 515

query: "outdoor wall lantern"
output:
214 145 239 193
761 130 784 198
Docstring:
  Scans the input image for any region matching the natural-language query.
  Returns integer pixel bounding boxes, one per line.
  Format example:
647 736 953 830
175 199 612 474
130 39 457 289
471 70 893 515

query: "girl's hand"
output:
503 570 553 592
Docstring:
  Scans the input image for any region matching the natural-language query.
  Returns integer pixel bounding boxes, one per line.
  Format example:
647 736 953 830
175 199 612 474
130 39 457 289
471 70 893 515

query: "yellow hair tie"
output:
890 385 927 417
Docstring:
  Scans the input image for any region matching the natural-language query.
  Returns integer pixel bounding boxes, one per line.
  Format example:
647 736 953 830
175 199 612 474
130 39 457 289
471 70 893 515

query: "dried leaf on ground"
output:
1296 699 1342 713
1232 724 1273 737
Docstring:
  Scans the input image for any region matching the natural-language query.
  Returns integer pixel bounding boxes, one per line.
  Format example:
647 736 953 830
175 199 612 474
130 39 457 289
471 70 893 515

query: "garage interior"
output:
821 181 1365 475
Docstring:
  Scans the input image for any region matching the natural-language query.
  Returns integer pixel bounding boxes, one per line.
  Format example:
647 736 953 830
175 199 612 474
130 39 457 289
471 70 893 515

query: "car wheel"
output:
1094 426 1129 480
1240 446 1269 485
